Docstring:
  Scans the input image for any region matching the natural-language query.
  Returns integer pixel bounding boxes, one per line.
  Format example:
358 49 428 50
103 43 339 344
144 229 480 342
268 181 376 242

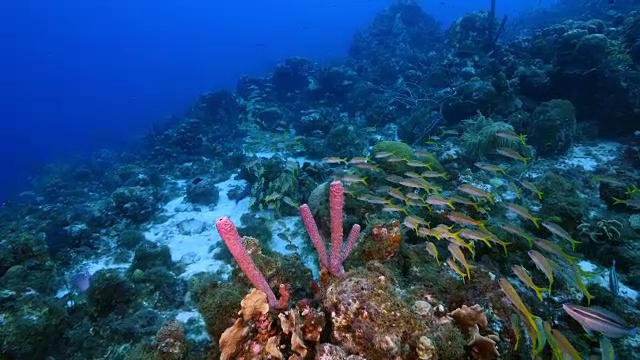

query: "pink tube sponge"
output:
215 216 277 306
299 204 329 270
329 181 345 275
299 180 361 277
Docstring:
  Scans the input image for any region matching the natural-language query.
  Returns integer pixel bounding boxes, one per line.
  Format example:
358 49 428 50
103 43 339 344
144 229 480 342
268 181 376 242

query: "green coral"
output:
526 99 576 157
0 233 58 293
460 112 527 160
130 241 173 271
605 38 634 71
87 269 137 318
117 228 146 250
191 279 244 347
372 140 414 173
433 323 468 360
0 295 67 359
307 181 331 221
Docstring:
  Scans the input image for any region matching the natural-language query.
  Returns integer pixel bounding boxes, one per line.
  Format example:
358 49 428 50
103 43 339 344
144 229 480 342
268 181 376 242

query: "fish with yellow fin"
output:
447 258 469 282
512 265 547 301
499 278 541 345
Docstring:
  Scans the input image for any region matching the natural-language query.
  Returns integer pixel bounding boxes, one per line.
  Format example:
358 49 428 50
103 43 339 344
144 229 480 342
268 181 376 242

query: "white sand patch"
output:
145 176 250 279
84 256 130 276
176 310 202 323
175 311 209 341
557 142 622 171
58 171 323 309
145 174 320 280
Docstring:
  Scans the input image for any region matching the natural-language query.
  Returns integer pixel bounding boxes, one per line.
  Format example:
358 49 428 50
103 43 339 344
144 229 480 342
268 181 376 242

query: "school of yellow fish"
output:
322 129 629 359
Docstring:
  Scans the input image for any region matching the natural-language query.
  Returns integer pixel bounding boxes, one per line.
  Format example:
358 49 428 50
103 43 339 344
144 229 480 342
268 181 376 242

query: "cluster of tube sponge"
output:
215 180 361 308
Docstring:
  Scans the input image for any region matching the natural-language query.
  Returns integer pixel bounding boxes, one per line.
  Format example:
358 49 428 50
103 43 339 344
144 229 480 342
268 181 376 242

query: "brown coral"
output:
449 304 499 360
291 329 308 358
356 220 403 263
449 304 488 334
468 324 500 360
279 309 309 358
265 336 283 359
219 318 250 360
297 299 326 343
239 288 270 321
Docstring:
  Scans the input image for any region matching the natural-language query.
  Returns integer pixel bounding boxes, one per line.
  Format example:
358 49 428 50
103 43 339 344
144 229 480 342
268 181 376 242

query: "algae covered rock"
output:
526 99 577 157
131 240 173 271
322 269 430 359
185 176 220 205
447 11 496 55
87 269 137 317
0 293 67 359
574 34 609 67
112 186 159 223
630 214 640 231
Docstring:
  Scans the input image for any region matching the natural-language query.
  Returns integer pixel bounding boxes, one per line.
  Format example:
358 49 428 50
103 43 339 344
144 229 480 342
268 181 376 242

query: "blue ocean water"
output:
0 0 546 201
2 0 639 359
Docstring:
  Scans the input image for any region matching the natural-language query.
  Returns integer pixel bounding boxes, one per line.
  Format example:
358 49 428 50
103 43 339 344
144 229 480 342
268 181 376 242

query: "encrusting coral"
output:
322 269 432 359
357 220 403 262
155 320 187 360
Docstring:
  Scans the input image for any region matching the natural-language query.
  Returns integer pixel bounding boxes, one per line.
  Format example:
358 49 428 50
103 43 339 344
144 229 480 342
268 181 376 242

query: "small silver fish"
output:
609 260 619 298
277 232 290 242
285 243 299 252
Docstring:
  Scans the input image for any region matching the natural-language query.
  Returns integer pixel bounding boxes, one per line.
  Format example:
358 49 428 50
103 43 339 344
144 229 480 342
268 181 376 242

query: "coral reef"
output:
2 1 640 359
